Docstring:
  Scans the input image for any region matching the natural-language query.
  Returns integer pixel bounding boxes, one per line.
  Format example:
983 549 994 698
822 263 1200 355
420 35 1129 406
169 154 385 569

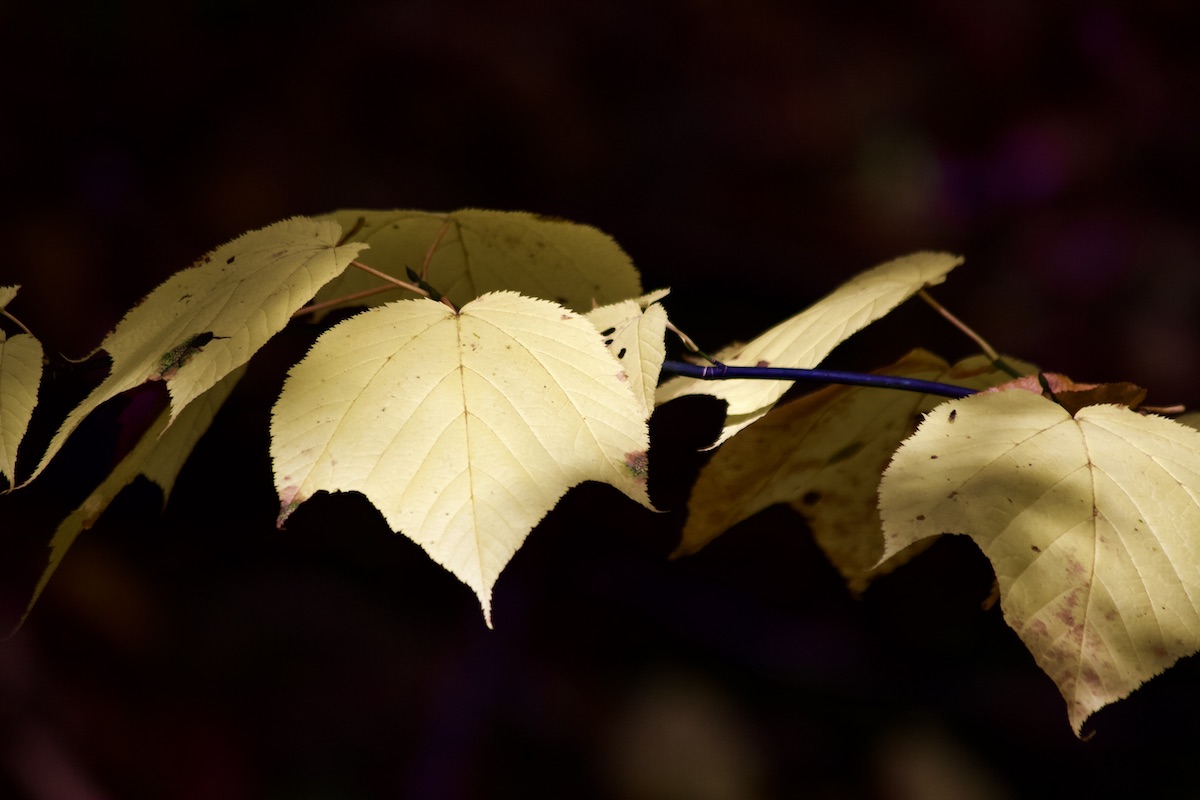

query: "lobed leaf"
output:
678 350 1033 591
309 209 643 314
655 252 961 446
22 217 367 486
271 291 653 625
879 388 1200 735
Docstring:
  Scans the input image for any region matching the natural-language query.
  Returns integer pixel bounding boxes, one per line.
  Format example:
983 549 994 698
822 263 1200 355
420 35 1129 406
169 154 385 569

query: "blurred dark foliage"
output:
2 1 1200 797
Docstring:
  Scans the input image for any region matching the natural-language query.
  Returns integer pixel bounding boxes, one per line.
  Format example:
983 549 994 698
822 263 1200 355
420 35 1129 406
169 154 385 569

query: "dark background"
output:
3 1 1200 797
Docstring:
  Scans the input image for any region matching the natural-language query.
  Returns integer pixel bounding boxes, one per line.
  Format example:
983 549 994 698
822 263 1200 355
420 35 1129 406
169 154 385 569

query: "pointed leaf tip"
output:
271 291 652 624
24 217 368 486
880 388 1200 735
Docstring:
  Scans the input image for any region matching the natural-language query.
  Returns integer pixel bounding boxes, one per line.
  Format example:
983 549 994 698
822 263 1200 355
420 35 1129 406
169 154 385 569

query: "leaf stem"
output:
660 360 976 398
664 321 721 364
917 287 1021 378
292 260 434 318
0 308 34 338
418 219 452 280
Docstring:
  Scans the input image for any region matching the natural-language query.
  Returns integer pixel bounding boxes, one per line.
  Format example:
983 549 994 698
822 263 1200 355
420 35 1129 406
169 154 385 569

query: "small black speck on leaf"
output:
617 348 627 359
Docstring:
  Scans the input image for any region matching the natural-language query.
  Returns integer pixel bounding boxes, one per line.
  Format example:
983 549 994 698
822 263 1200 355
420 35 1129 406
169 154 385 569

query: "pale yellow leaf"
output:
23 217 367 485
655 252 961 446
879 388 1200 735
11 368 244 635
309 209 643 314
271 291 652 625
679 350 1034 592
0 286 18 310
585 290 670 417
0 327 43 487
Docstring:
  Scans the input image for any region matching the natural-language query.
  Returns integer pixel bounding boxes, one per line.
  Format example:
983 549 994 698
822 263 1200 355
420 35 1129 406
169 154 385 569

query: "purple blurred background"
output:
2 1 1199 797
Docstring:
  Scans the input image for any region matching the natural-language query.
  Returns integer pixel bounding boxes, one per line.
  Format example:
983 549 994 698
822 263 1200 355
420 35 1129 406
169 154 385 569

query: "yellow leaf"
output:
11 368 244 636
0 286 42 488
310 209 643 314
585 290 670 418
22 217 367 486
679 350 1033 592
879 388 1200 735
656 252 961 446
271 291 653 625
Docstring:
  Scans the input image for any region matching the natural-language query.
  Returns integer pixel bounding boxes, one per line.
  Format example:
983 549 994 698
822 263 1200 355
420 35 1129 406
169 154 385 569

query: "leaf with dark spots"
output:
880 387 1200 735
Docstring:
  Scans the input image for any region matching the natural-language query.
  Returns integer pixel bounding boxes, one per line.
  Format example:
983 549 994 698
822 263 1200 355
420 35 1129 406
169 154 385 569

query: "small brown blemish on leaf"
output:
1031 545 1042 553
915 514 925 521
276 486 305 528
756 360 770 368
802 490 821 505
948 409 957 422
625 451 649 478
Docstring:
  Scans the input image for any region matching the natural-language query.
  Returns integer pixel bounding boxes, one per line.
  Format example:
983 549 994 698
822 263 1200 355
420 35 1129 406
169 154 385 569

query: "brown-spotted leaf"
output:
880 388 1200 735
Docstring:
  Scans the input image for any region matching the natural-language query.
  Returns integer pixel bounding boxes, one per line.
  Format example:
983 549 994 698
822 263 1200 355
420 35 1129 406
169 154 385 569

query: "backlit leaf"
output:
271 291 653 625
310 209 643 314
656 252 961 445
23 218 366 485
585 290 670 417
678 350 1033 591
879 388 1200 735
0 286 42 488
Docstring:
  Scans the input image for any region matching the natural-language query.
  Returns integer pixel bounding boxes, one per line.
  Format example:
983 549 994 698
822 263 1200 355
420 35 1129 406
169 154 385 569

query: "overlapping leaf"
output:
12 368 244 635
655 252 961 445
310 209 643 314
0 286 42 488
22 218 367 486
879 387 1200 735
678 350 1033 591
584 289 670 417
271 291 653 625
